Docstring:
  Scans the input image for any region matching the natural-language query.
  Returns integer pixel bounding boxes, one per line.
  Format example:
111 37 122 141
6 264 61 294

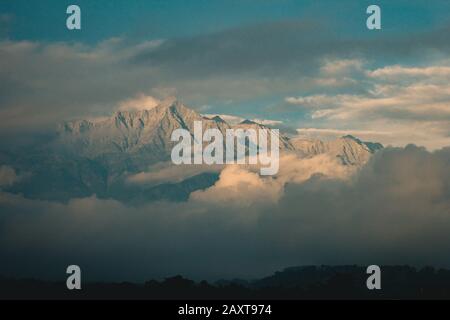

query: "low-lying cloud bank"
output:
0 145 449 281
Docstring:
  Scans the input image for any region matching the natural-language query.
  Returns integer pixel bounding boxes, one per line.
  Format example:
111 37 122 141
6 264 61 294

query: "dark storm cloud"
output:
0 39 164 132
131 20 450 78
0 145 449 281
131 20 330 77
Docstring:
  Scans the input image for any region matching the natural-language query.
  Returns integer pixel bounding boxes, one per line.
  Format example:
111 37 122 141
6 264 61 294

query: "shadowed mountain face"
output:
0 98 382 203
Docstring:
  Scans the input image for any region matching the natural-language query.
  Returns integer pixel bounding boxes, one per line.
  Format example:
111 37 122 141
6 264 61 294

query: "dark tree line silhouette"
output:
2 265 450 299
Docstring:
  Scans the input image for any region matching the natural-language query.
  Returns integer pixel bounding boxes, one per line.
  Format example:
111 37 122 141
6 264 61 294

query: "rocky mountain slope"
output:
1 97 383 202
57 97 297 175
57 97 380 167
291 135 383 166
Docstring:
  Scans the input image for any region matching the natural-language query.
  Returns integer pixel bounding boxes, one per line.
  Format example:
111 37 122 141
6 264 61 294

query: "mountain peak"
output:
211 115 226 123
341 134 383 153
342 134 361 143
153 96 193 116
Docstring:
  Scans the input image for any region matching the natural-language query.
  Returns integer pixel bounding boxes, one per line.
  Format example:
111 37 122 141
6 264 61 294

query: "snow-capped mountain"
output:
1 97 383 203
57 97 296 172
59 97 209 158
291 135 383 166
57 97 380 167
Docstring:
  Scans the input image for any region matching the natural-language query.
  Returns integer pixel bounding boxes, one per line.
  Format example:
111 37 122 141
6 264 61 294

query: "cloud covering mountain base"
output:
1 145 449 281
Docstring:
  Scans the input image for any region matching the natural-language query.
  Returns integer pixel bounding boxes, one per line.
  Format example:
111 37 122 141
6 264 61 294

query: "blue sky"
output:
1 0 450 148
1 0 448 42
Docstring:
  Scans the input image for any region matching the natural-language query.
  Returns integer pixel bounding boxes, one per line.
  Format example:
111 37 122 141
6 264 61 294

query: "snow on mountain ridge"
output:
0 98 384 203
58 97 382 168
290 135 383 166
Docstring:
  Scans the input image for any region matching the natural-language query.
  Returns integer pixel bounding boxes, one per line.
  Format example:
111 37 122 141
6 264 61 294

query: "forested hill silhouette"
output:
2 265 450 299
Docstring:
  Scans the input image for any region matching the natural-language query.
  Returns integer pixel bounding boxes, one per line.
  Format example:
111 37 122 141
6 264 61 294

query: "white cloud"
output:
190 152 354 207
190 165 282 208
288 60 450 149
117 94 160 111
320 58 365 75
368 65 450 80
127 162 222 186
285 95 339 107
296 128 392 141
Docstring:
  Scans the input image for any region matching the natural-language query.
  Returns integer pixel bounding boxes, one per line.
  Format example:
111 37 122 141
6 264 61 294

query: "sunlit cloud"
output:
286 60 450 149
